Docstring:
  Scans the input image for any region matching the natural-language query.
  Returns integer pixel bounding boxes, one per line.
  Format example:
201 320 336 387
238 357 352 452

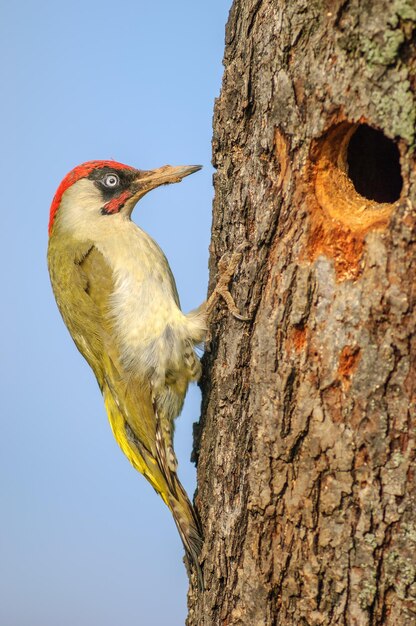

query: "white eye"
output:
103 173 120 188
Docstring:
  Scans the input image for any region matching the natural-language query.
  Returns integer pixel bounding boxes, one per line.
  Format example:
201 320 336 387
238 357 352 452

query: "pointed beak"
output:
122 164 201 217
135 164 202 191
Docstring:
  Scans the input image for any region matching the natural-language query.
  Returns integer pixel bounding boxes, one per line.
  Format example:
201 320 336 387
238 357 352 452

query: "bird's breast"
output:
96 223 189 379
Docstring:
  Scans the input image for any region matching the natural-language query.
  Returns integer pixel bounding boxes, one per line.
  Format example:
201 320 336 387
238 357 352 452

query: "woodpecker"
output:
47 160 248 588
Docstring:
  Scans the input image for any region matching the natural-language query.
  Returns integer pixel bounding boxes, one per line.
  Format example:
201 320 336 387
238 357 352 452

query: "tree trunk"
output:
188 1 416 624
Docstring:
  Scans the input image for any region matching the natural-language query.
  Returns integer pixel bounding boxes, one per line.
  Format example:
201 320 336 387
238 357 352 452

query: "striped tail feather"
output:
103 381 204 588
167 477 204 590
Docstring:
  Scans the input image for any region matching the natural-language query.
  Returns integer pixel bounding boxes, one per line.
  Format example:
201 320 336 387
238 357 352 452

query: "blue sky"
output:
0 2 231 624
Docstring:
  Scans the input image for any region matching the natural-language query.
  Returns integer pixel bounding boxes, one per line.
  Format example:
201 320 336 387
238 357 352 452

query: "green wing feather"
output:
48 236 158 455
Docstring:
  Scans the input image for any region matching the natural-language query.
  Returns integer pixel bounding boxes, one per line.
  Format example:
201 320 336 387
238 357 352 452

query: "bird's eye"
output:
103 173 120 188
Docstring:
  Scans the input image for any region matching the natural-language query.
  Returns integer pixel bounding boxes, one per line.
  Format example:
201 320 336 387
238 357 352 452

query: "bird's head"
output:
48 160 201 237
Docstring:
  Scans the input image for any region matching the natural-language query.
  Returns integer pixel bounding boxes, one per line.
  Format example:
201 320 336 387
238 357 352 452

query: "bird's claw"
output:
205 241 251 322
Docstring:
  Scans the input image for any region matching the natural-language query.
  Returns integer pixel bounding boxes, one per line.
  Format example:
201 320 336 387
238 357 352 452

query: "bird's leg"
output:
205 242 251 322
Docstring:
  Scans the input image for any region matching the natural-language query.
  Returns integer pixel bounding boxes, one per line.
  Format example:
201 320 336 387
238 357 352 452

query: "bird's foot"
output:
205 242 251 322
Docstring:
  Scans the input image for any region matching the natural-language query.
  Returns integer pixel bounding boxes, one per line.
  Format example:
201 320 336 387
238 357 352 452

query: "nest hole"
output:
347 124 402 203
312 121 402 233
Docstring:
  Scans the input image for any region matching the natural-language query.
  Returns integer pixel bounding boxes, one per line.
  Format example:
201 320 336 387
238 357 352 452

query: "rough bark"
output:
188 1 416 625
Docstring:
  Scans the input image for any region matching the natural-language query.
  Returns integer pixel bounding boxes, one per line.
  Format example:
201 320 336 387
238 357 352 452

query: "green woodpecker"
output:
47 159 248 587
47 160 209 585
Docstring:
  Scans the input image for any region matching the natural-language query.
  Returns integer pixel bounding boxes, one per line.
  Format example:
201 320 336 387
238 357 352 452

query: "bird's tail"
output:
139 446 204 588
167 477 204 589
103 381 204 588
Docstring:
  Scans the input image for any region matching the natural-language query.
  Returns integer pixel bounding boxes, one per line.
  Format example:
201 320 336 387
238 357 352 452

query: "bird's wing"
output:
48 237 107 383
48 237 158 455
